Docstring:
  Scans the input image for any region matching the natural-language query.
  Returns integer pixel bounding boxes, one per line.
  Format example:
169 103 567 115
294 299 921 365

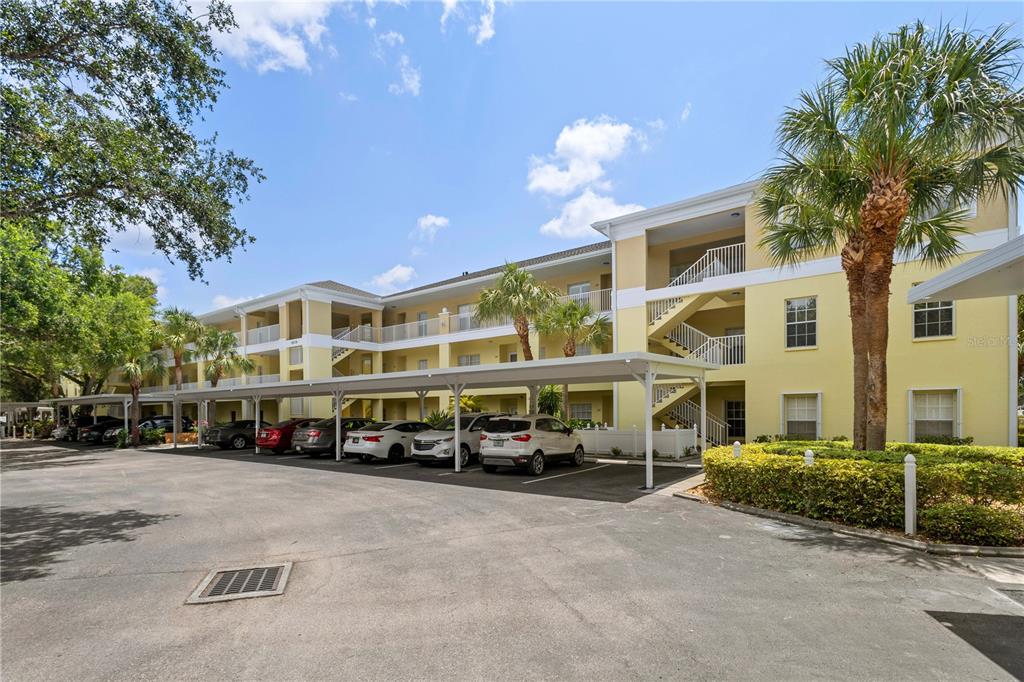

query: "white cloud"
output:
211 1 334 73
472 0 496 45
106 224 156 255
338 90 358 102
440 0 458 30
367 264 416 293
539 189 644 239
212 293 256 309
412 214 449 241
680 102 692 122
410 246 426 258
388 54 421 96
527 116 637 197
376 30 404 47
646 118 666 131
365 16 377 29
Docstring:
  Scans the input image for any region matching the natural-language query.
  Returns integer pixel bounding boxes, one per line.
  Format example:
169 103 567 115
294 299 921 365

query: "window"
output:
567 282 592 305
290 398 305 416
457 354 480 366
289 346 303 365
783 394 819 439
785 297 817 348
569 403 592 421
500 399 518 415
538 347 546 359
912 390 958 441
417 312 428 337
417 359 428 371
507 351 518 363
913 300 954 338
725 400 745 438
457 304 477 331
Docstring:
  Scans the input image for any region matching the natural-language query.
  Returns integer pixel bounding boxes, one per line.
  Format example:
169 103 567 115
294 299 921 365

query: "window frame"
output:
778 392 822 440
569 403 593 421
457 354 481 367
784 296 818 349
907 388 961 442
912 299 955 340
724 400 746 438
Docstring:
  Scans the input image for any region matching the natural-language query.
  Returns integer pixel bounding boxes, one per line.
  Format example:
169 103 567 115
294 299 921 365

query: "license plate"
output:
351 437 359 443
492 439 504 448
259 431 267 438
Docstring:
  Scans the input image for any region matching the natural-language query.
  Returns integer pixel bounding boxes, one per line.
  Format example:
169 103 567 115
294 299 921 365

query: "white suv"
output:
411 413 505 468
479 414 584 476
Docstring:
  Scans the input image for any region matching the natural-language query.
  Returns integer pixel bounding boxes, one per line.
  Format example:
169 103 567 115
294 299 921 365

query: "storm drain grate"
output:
186 562 292 604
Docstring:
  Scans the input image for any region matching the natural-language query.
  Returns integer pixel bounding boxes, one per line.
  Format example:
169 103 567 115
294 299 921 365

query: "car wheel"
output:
458 444 471 468
527 452 545 476
387 444 404 464
570 445 584 467
482 464 498 473
231 435 247 450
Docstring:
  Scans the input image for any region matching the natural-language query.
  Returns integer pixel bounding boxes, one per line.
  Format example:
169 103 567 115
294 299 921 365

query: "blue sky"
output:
105 1 1023 312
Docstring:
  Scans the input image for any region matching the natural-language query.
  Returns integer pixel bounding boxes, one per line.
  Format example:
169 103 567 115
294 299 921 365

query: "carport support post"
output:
632 367 656 490
449 383 466 473
252 394 262 454
172 401 179 449
122 398 129 435
415 390 428 420
332 390 345 462
699 376 707 463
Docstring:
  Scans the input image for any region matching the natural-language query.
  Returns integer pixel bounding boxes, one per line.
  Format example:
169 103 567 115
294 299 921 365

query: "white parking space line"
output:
277 455 308 460
438 467 476 476
521 464 611 485
374 462 418 470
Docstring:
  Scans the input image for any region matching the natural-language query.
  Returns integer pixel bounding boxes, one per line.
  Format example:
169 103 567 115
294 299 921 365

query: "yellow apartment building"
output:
127 179 1018 447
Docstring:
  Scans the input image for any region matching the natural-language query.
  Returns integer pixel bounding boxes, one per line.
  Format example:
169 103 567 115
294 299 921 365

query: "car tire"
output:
570 445 584 467
527 452 545 476
482 464 498 473
387 444 404 464
458 444 471 468
231 435 247 450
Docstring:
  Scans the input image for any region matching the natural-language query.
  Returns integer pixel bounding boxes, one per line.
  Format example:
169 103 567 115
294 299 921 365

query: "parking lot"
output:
3 439 1023 681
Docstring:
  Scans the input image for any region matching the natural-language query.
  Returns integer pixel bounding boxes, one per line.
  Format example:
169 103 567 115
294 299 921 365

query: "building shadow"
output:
0 450 104 472
926 611 1024 679
1 505 176 583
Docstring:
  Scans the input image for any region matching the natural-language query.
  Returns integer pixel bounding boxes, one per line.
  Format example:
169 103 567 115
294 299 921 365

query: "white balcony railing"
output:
696 334 745 365
246 324 280 345
668 242 745 288
381 317 441 343
250 373 280 385
557 288 613 312
450 310 514 333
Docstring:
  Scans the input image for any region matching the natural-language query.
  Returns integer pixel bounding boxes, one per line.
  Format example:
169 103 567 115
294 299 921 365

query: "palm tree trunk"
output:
173 356 183 434
860 175 909 451
514 316 533 361
130 387 142 447
841 234 868 450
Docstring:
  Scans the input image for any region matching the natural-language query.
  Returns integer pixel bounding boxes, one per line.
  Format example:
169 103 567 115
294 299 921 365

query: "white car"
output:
411 412 506 468
479 414 584 476
343 420 432 463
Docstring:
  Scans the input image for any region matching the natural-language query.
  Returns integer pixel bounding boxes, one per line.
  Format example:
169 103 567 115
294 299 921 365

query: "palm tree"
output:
475 263 556 362
160 308 203 390
758 21 1024 450
196 328 254 388
448 393 485 413
121 351 165 447
535 300 611 419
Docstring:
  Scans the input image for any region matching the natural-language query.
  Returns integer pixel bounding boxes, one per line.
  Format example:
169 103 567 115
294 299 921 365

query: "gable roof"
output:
305 280 379 299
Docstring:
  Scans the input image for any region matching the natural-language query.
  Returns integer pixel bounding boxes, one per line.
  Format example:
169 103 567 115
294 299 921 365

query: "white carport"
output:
907 233 1024 303
158 352 717 489
49 392 172 437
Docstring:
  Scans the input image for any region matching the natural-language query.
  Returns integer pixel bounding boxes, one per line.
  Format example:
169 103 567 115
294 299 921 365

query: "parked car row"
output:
58 414 195 444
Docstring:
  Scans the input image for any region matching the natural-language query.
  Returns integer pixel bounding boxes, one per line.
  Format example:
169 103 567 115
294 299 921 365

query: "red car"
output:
256 418 321 454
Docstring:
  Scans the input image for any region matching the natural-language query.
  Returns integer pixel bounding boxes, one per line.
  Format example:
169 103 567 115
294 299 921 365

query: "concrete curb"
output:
584 455 700 469
673 495 1024 558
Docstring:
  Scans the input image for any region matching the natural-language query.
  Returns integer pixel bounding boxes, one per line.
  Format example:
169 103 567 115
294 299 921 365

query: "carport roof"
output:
50 393 171 407
907 233 1024 303
121 352 715 402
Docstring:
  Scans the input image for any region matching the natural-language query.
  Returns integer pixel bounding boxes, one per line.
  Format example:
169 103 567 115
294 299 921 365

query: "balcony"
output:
667 243 745 288
249 373 280 385
559 288 612 312
246 324 280 345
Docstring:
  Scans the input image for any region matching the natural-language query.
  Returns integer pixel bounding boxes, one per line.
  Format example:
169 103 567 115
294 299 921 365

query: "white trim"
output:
910 298 956 340
1010 295 1019 446
611 240 619 428
907 232 1024 303
779 391 822 440
591 180 760 240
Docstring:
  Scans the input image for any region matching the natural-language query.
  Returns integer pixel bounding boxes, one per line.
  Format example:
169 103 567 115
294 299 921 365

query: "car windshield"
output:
224 421 250 428
486 419 531 433
438 417 475 431
271 420 299 427
358 422 392 432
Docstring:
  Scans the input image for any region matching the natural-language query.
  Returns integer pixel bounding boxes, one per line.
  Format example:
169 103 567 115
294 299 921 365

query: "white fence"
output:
579 425 697 459
246 324 280 345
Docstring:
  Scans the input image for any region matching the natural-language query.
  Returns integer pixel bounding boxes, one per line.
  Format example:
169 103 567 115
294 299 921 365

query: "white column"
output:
415 390 428 420
643 368 654 490
172 401 179 449
197 400 205 446
699 376 707 462
253 395 262 454
123 398 129 435
333 390 345 462
451 383 465 472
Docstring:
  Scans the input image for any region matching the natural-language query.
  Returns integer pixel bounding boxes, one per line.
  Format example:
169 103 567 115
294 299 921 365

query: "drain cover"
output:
187 562 292 604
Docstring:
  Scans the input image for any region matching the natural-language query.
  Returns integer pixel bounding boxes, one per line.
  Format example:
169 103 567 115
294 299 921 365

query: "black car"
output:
139 415 195 432
292 417 374 457
65 415 97 441
79 417 123 444
205 420 270 450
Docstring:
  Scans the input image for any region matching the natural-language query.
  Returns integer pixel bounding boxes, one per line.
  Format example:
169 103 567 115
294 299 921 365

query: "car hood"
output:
414 430 456 441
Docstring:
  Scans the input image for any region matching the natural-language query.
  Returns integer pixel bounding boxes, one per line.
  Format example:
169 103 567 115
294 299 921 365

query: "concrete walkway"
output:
2 440 1022 681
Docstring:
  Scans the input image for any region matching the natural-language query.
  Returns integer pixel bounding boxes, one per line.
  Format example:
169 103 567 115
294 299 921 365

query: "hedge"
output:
920 504 1024 547
703 443 1024 546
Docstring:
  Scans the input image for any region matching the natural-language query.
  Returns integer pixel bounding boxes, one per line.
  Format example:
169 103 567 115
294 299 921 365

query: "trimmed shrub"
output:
920 504 1024 547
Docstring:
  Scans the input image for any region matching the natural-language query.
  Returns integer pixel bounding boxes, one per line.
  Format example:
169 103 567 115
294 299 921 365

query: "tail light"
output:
511 434 532 442
362 435 382 442
480 434 487 441
307 430 321 438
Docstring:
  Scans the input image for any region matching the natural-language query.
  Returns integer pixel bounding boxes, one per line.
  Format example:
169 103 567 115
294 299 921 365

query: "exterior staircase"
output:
647 292 716 340
652 382 699 417
661 399 729 446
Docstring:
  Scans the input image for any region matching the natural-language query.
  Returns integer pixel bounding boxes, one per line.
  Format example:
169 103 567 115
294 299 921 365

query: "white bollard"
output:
804 449 814 466
904 455 917 535
733 441 742 459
